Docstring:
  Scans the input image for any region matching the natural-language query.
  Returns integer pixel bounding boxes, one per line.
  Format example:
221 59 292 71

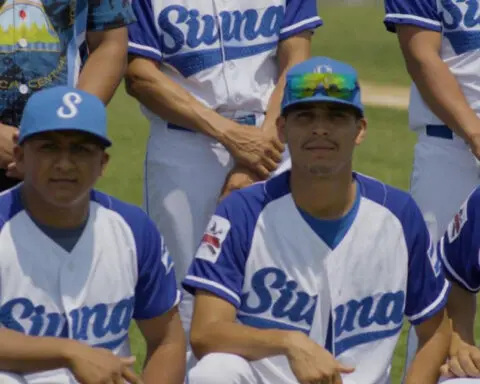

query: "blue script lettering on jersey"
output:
238 268 317 333
440 0 480 54
333 292 404 355
158 5 284 77
0 297 134 350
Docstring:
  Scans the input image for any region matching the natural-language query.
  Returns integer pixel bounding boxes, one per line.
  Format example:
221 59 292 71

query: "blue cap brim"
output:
282 96 364 116
19 126 112 147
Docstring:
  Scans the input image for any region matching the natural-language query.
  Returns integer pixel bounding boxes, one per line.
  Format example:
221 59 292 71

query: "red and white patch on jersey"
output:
196 215 231 263
447 204 467 243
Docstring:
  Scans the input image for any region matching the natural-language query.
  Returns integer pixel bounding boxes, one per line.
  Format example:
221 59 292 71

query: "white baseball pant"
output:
144 113 291 373
0 370 75 383
403 127 480 383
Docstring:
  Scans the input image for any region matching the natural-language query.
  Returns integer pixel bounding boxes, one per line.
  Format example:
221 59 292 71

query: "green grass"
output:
100 86 418 381
312 4 412 87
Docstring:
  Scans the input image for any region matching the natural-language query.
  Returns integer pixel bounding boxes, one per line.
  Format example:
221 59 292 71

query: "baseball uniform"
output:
384 0 480 372
0 86 181 383
183 171 450 384
126 0 323 366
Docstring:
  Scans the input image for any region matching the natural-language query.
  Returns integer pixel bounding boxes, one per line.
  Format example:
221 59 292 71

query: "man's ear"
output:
355 118 367 145
277 115 287 143
99 152 110 176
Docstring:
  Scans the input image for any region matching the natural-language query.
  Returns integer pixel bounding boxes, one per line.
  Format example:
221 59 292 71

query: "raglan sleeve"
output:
182 192 253 309
280 0 323 41
439 190 480 293
384 0 441 33
127 0 163 62
133 217 181 320
403 197 451 325
87 0 136 32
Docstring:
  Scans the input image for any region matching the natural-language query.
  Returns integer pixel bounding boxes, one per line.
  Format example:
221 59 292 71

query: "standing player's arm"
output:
396 25 480 144
262 31 313 138
136 307 186 384
125 58 239 142
77 27 129 105
404 309 451 384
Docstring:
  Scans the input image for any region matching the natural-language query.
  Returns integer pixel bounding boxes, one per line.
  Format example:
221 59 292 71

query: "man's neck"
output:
290 166 357 220
21 186 90 229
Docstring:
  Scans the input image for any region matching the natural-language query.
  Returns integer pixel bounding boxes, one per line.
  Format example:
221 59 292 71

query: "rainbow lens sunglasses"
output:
286 73 359 102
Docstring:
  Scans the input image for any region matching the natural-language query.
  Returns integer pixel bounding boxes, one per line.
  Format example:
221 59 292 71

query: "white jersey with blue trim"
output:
183 171 450 384
127 0 323 123
0 186 180 383
384 0 480 131
439 186 480 292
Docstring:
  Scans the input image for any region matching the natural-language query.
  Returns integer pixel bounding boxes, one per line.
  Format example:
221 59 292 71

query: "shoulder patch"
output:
195 215 231 263
447 203 468 243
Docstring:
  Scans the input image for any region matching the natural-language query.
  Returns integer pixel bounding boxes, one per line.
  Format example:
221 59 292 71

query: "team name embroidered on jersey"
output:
197 215 231 263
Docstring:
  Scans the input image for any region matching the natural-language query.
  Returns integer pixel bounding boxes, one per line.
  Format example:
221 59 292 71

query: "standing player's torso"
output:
0 0 89 126
150 0 287 115
238 194 409 384
0 202 138 355
410 0 480 128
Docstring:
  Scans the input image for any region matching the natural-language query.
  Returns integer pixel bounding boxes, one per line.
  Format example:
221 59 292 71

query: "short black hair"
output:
282 102 363 120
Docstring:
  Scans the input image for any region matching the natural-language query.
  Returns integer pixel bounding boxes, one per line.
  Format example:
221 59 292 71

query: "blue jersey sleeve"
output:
182 192 256 308
127 0 163 62
87 0 136 32
384 0 441 33
404 197 450 325
439 189 480 292
133 218 181 320
280 0 323 41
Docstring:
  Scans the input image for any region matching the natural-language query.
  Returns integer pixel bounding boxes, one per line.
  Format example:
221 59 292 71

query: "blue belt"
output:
167 114 257 132
425 124 453 139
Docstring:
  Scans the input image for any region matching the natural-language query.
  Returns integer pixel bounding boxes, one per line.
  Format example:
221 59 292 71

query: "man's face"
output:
15 130 109 207
278 102 366 178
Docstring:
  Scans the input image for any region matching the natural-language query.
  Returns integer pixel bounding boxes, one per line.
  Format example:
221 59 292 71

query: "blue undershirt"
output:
297 181 361 250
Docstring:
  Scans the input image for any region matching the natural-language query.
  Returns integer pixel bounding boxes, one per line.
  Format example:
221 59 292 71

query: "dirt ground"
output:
360 82 409 110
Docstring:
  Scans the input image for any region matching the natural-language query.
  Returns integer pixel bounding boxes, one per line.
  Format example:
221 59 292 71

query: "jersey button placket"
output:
59 260 76 338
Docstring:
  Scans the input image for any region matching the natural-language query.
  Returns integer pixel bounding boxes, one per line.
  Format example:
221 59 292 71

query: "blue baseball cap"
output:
19 86 111 147
281 57 364 116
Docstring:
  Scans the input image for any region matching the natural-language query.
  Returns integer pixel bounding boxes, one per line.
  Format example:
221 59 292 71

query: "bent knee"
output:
188 353 254 384
0 372 28 384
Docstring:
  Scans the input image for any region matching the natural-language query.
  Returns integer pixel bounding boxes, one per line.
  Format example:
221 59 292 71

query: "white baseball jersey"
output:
384 0 480 131
183 171 450 384
0 186 180 383
439 186 480 292
127 0 323 128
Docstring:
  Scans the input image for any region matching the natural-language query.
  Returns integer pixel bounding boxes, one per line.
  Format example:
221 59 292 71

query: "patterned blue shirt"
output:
0 0 136 127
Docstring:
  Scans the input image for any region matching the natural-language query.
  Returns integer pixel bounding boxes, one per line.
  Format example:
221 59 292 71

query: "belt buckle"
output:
234 115 256 126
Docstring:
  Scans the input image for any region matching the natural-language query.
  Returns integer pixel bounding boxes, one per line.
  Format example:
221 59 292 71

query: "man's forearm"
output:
447 283 476 345
404 314 451 384
77 29 129 105
191 321 293 361
143 342 185 384
405 53 478 141
125 57 236 145
0 328 72 373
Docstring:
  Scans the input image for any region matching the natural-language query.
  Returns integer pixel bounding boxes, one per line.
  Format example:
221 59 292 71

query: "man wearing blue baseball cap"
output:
0 86 186 384
183 57 451 384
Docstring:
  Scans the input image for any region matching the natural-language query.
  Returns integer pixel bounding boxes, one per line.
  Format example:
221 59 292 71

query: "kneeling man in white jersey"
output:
182 57 452 384
0 86 185 384
437 190 480 383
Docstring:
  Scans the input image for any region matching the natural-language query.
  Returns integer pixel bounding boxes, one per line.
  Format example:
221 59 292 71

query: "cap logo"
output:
313 65 332 74
57 92 82 119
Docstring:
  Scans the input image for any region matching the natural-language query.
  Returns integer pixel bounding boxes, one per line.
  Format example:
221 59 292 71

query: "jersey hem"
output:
128 42 163 62
384 14 442 33
407 280 451 325
280 17 323 40
439 238 480 293
182 275 241 308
